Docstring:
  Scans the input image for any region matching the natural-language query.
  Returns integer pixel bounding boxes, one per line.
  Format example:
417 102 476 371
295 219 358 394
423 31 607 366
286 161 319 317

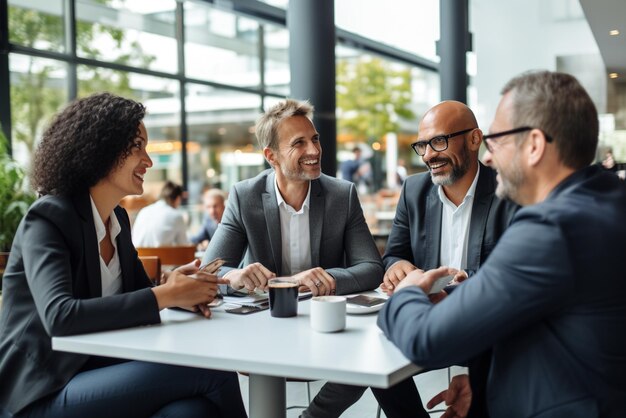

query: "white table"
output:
53 297 421 418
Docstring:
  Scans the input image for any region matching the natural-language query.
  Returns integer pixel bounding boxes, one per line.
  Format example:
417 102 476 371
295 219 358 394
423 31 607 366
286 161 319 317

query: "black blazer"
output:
382 163 518 418
383 163 517 273
0 193 160 415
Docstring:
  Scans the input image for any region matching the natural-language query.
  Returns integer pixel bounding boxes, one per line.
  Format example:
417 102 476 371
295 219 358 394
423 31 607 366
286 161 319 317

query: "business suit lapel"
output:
467 164 491 271
309 179 324 267
425 187 442 270
262 172 283 275
74 194 102 297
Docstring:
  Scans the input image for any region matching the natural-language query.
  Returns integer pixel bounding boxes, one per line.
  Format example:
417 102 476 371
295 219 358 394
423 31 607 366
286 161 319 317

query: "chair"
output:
138 256 161 284
136 245 197 267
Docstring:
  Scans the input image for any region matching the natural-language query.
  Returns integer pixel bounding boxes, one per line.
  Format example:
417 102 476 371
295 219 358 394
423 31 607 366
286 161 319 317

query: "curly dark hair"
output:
31 92 146 196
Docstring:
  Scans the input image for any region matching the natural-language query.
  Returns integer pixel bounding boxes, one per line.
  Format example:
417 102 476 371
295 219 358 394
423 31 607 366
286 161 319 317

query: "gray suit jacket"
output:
379 165 626 418
383 163 517 273
203 170 383 295
0 193 160 415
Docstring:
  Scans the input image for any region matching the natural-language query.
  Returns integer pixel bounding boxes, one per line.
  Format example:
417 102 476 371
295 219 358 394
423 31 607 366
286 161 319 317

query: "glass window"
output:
335 0 440 61
184 2 260 88
263 23 290 95
75 0 178 74
8 0 65 53
78 65 181 200
336 46 439 191
9 54 68 167
184 84 262 230
185 84 262 197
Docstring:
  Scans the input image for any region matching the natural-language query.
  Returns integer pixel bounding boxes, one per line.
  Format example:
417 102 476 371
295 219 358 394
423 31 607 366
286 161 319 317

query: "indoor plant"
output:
0 128 37 291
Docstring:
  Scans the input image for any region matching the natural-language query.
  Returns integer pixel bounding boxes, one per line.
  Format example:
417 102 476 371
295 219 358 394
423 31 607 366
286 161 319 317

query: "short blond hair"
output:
255 99 314 151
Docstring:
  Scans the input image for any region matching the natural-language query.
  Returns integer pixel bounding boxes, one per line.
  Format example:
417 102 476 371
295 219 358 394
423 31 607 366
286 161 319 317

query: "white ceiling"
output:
579 0 626 79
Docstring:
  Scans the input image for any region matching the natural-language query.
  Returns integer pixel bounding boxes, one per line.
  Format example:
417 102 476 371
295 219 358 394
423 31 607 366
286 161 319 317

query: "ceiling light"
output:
609 73 619 79
609 29 620 36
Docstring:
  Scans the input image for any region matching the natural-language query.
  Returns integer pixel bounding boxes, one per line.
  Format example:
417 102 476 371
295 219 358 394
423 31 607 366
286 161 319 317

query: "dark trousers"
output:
302 379 428 418
18 360 247 418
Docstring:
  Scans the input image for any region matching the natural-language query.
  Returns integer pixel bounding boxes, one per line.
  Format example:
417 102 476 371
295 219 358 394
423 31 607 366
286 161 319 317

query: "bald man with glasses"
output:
303 101 517 418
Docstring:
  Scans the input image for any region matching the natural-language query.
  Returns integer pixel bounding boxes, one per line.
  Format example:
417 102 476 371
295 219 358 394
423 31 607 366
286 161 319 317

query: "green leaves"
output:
0 131 36 252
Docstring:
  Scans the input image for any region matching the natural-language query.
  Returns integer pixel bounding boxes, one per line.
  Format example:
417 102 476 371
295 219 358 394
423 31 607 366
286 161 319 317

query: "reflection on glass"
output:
78 65 181 200
184 2 260 88
264 24 290 95
8 0 65 53
9 54 68 166
75 0 178 74
184 84 262 209
336 47 439 191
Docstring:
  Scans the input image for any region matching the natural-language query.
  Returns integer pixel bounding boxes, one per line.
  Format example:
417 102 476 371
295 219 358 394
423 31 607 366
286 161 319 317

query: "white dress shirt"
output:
132 200 190 247
438 165 480 270
275 179 312 275
90 196 122 296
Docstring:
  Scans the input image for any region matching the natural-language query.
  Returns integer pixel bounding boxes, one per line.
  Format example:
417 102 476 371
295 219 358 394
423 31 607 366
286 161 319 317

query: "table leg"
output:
249 374 286 418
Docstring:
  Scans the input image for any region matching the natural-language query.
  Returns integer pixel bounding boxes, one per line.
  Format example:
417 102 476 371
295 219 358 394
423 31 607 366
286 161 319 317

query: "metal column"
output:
287 0 337 176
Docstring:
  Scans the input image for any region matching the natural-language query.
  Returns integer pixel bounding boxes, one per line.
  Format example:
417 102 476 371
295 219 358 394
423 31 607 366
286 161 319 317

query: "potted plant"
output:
0 128 37 292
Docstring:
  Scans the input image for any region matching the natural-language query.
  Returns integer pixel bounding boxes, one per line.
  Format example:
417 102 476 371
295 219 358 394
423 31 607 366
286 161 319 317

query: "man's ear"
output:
466 128 482 152
263 147 276 167
526 129 547 167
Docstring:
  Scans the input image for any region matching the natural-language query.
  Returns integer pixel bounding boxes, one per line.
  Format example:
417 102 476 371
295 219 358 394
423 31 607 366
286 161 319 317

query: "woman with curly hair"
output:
0 93 247 418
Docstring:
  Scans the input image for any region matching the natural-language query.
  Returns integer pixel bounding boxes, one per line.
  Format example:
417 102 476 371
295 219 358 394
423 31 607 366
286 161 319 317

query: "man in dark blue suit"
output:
379 71 626 418
303 101 517 418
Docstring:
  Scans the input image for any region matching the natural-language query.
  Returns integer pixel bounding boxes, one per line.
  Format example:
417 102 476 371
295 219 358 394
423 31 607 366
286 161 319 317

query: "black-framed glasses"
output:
483 126 553 152
410 128 474 157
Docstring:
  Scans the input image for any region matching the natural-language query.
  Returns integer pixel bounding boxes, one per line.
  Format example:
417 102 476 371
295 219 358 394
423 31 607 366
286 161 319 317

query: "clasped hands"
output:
226 263 336 296
381 260 469 301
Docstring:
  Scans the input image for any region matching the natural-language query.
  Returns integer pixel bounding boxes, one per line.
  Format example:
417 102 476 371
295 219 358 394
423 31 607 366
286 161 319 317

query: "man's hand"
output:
225 262 275 291
394 266 459 295
381 260 420 296
292 267 336 296
427 374 472 418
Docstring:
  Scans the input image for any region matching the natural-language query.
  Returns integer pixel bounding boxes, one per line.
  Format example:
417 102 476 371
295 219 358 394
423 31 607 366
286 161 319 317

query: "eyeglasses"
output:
483 126 553 152
410 128 474 157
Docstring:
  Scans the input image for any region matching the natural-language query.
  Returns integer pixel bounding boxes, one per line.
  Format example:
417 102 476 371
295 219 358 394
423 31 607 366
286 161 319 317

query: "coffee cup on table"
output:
268 277 299 318
310 296 346 332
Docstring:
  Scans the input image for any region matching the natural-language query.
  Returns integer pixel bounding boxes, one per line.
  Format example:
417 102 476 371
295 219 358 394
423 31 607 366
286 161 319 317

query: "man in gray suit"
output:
379 71 626 417
303 101 517 418
203 99 383 296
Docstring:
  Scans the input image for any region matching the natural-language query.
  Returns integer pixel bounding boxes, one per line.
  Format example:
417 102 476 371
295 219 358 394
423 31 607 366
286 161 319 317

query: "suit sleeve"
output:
326 184 384 294
382 181 414 269
378 213 574 368
21 206 161 337
202 185 248 279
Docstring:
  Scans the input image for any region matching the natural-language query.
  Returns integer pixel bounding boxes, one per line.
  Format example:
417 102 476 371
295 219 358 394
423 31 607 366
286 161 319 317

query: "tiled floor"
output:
238 366 468 417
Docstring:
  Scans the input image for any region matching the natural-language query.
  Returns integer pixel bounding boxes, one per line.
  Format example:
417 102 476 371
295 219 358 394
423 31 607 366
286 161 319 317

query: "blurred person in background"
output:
132 180 190 247
189 188 226 250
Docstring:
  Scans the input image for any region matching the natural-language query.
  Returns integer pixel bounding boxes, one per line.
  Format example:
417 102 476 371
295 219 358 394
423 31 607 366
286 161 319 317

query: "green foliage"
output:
336 57 415 143
0 129 37 252
8 2 155 161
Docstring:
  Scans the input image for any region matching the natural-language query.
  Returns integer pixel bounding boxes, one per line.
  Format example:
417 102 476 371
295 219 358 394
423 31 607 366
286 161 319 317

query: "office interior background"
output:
2 0 625 225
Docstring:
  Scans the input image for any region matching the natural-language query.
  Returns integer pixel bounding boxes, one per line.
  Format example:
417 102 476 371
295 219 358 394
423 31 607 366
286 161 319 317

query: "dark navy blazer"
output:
379 165 626 418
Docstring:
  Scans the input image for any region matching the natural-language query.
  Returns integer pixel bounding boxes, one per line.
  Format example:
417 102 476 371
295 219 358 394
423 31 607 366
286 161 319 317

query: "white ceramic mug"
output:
310 296 347 332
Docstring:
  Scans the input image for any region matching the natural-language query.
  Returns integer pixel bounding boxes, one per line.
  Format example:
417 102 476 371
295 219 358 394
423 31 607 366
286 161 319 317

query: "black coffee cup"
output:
268 278 298 318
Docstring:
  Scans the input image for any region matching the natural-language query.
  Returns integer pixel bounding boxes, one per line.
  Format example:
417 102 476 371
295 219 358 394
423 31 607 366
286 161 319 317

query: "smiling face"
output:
417 102 478 187
483 92 527 204
101 122 153 201
265 115 322 184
